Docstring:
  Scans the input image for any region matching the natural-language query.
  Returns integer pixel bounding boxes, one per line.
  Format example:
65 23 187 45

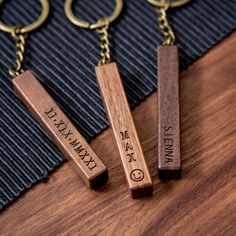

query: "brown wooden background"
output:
1 32 236 236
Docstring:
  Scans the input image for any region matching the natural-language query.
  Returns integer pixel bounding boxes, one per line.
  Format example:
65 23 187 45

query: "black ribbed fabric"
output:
0 0 235 210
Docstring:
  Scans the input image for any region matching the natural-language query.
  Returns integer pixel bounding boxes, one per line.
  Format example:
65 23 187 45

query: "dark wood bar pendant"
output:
13 70 108 189
95 62 153 198
157 45 181 179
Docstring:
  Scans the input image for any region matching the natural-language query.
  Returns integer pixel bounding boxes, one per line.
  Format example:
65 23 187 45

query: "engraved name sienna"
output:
163 126 174 163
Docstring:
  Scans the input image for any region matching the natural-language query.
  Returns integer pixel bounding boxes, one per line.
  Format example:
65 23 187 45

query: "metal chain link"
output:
9 27 27 77
96 21 111 65
157 5 176 45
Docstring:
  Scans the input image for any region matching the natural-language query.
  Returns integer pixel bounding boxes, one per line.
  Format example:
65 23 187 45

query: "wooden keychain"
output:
65 0 153 198
0 0 108 189
147 0 191 179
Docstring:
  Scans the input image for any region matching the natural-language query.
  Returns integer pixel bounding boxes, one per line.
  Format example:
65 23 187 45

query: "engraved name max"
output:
120 131 145 182
45 107 97 171
120 130 136 163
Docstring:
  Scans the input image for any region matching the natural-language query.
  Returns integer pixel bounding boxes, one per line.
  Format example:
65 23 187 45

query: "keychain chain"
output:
9 27 27 77
157 3 176 45
0 0 49 77
65 0 123 65
96 20 111 65
148 0 191 45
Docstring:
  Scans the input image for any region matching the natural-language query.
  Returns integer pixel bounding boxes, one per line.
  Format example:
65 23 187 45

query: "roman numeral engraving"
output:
61 130 73 138
96 62 152 198
13 70 108 188
69 139 80 147
54 119 65 128
74 144 84 154
45 108 98 172
83 156 97 171
45 107 57 118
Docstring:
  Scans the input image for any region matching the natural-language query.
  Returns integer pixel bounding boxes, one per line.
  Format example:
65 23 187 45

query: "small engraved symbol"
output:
53 119 56 122
69 138 71 141
130 169 144 182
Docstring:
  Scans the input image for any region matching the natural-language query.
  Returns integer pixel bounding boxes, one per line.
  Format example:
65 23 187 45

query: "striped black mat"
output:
0 0 235 210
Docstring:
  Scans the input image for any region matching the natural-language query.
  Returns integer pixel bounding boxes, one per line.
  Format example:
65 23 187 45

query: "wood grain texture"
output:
95 63 152 198
157 45 181 179
13 71 108 189
1 32 236 236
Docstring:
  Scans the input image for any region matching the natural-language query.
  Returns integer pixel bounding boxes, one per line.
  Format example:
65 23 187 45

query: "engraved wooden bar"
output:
13 70 108 189
157 45 181 179
95 62 152 198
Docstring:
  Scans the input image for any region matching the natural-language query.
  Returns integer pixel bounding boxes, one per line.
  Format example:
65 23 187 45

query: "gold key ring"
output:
147 0 191 8
65 0 123 30
0 0 49 34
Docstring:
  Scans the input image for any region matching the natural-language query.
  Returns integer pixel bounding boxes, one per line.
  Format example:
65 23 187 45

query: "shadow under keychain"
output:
0 0 108 189
147 0 191 179
65 0 153 198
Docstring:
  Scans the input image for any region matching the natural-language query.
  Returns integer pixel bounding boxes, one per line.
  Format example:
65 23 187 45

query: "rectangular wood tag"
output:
13 70 108 189
95 62 152 198
157 45 181 179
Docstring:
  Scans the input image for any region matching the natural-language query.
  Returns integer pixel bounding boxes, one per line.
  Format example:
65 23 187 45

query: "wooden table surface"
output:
1 32 236 236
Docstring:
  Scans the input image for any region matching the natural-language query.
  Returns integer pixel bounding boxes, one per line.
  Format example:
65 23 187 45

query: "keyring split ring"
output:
65 0 123 30
147 0 191 8
0 0 49 34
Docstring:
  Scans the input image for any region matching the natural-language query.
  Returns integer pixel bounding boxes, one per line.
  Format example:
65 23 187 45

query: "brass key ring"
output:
147 0 191 8
65 0 123 30
0 0 49 34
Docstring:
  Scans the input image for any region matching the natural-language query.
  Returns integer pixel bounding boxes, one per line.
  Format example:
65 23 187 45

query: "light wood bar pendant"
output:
13 71 108 188
96 63 152 198
0 1 108 189
65 0 152 197
157 45 181 179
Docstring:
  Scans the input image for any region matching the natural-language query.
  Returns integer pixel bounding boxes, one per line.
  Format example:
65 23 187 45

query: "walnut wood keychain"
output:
65 0 153 198
0 0 108 189
147 0 191 179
